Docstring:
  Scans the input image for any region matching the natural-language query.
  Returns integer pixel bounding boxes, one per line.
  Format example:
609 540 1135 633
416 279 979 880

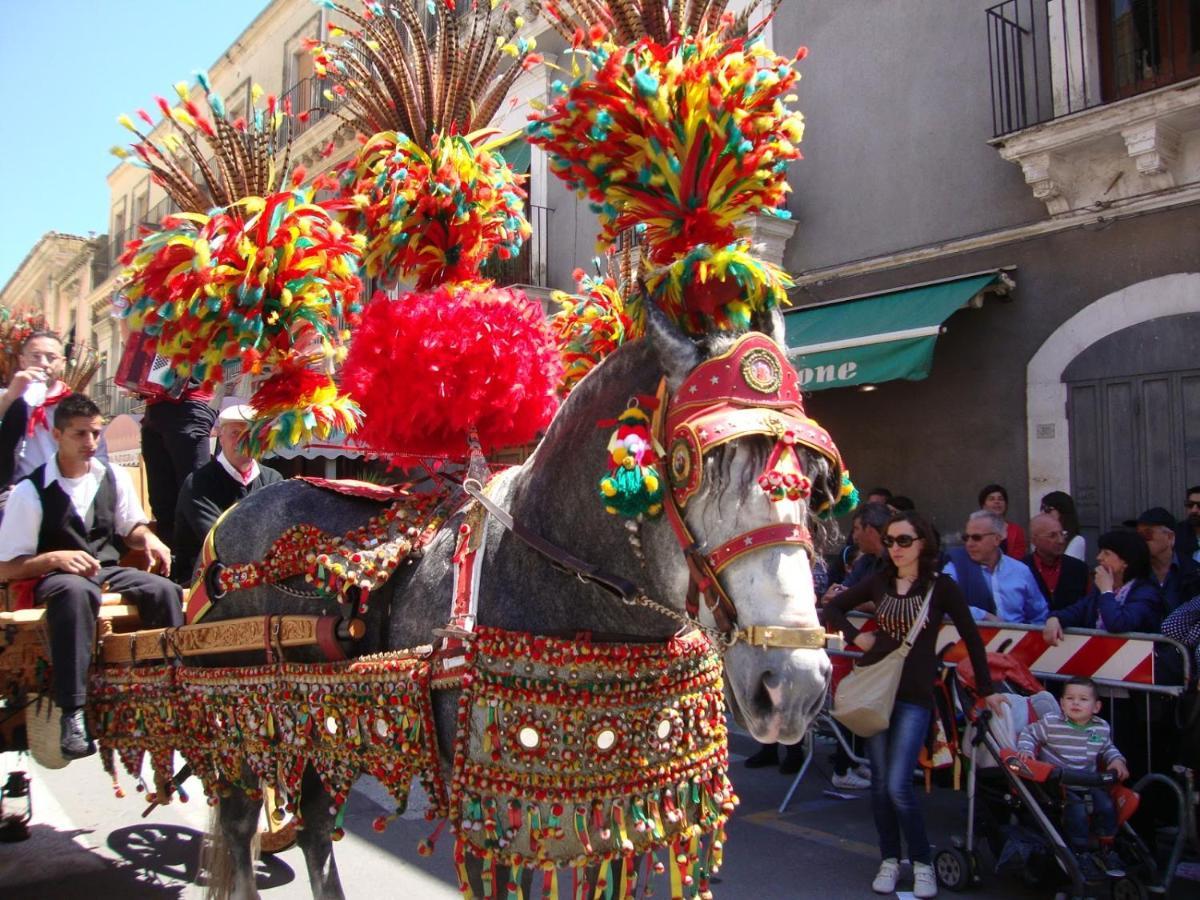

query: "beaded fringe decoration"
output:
449 628 737 899
211 498 437 609
90 652 447 832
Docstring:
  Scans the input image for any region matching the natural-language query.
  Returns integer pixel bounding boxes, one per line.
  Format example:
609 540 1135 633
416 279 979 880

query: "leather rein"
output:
460 333 840 652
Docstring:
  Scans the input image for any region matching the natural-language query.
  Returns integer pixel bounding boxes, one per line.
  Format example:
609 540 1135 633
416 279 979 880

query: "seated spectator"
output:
1133 507 1198 615
1173 486 1200 567
823 502 891 599
1040 490 1087 561
979 483 1026 559
1043 530 1165 644
1017 676 1128 875
865 486 893 507
1161 594 1200 682
826 490 893 584
945 510 1049 624
1026 513 1089 612
0 394 182 757
172 404 283 585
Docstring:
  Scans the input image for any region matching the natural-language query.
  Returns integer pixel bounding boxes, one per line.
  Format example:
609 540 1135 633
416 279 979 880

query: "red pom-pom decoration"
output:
341 285 562 460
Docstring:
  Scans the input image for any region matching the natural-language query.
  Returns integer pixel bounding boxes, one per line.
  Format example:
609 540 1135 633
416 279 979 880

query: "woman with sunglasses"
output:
1040 490 1087 561
824 512 1005 898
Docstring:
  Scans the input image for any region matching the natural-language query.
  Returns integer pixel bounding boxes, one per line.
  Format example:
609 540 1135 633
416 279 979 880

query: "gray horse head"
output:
641 304 833 744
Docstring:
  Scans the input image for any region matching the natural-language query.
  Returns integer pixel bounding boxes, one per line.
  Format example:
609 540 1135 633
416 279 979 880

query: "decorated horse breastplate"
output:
450 628 734 896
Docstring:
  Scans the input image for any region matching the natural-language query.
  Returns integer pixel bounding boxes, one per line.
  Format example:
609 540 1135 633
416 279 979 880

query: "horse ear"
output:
644 296 701 390
751 306 788 350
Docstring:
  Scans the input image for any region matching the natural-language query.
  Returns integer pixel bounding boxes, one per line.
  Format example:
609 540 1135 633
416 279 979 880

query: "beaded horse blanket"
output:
92 627 733 899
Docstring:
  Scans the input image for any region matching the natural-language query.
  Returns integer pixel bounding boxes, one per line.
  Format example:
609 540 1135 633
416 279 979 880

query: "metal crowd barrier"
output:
777 616 1195 814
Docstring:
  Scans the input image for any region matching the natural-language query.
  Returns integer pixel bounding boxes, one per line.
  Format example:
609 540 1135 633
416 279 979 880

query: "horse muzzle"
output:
724 642 831 745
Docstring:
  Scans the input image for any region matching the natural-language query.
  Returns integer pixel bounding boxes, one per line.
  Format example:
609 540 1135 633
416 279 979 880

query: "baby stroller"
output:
937 657 1188 900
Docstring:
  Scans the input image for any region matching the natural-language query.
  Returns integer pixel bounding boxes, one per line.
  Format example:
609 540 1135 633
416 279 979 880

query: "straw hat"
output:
24 695 68 770
217 404 255 426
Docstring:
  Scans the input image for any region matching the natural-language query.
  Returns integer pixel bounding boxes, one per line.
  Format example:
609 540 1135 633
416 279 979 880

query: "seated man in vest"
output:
0 393 182 758
1025 513 1090 612
945 510 1049 624
173 403 282 585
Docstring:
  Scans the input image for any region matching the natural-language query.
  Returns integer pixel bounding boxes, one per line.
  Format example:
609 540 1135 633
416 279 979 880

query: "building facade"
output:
766 0 1199 548
3 1 1195 544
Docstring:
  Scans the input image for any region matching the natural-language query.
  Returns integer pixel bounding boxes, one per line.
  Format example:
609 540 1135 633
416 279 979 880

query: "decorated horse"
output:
62 2 851 897
167 301 841 898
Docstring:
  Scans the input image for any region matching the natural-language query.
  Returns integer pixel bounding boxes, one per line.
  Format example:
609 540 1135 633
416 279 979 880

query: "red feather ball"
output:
341 285 562 459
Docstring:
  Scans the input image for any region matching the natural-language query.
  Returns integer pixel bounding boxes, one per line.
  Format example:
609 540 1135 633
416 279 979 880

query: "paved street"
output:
2 726 1198 899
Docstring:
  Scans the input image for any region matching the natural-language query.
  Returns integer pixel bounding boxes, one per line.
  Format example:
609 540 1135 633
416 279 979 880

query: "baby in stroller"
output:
1016 675 1130 876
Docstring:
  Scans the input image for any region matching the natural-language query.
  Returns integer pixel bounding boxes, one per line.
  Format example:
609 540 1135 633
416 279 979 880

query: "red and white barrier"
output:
936 624 1159 686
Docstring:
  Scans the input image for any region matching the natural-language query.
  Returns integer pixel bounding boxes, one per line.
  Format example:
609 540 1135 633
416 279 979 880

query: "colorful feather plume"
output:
113 79 365 452
340 285 562 460
314 1 544 290
242 358 363 456
114 76 293 213
549 242 644 396
313 0 544 144
527 10 803 334
118 190 364 393
338 130 531 289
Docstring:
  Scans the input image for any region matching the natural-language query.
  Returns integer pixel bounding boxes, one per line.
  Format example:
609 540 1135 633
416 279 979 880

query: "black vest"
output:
1024 553 1090 612
29 462 122 566
0 398 29 491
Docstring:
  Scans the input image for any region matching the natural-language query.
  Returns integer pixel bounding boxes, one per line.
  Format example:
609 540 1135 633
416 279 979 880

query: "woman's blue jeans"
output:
865 701 932 864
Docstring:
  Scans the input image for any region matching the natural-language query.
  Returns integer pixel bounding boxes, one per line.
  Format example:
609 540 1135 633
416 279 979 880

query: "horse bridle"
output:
462 332 844 651
652 332 841 650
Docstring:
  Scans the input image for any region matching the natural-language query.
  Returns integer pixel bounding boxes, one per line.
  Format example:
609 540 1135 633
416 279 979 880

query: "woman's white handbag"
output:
832 586 934 738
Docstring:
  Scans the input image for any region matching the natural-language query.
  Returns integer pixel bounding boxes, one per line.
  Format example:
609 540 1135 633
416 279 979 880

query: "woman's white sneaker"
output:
872 858 900 894
913 861 939 898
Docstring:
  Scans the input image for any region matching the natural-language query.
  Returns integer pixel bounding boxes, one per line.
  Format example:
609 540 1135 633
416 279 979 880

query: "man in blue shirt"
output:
945 510 1049 624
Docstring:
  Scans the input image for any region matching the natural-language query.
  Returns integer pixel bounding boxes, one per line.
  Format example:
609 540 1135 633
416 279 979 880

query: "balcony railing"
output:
987 0 1200 136
481 203 551 288
280 75 346 141
93 376 142 419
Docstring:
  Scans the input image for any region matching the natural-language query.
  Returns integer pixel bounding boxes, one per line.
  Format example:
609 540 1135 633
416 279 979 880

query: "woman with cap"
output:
1042 530 1166 645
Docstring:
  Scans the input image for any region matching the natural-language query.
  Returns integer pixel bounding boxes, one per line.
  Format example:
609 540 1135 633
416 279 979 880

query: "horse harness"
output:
451 333 843 654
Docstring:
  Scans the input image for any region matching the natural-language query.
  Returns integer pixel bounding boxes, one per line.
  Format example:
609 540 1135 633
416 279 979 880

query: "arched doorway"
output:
1026 273 1200 546
1064 313 1200 549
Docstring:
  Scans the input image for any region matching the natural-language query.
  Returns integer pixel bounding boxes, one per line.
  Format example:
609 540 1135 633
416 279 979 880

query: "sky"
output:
0 0 270 289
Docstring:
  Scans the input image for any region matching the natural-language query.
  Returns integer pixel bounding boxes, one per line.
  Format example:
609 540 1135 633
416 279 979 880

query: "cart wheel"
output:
1110 876 1148 900
934 848 971 892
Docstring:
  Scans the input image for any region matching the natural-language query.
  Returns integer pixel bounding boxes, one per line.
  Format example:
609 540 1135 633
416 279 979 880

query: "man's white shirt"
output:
0 457 149 561
216 453 259 486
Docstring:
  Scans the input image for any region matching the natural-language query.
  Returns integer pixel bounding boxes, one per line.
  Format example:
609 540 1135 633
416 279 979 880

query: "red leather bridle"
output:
654 333 845 648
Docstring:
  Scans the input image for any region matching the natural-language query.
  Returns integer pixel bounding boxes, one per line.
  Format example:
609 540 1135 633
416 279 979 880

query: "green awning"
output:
783 271 1009 391
493 134 531 173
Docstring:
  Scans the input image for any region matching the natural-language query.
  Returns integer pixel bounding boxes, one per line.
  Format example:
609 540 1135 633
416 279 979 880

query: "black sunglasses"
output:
963 532 996 542
1187 501 1200 509
881 534 919 548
